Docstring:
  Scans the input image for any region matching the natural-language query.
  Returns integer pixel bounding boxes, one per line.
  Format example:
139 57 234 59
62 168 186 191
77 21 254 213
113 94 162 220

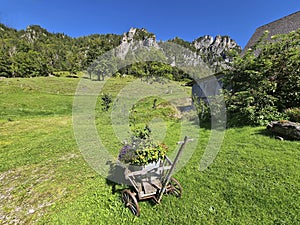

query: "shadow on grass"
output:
253 127 275 138
106 161 131 195
199 121 211 130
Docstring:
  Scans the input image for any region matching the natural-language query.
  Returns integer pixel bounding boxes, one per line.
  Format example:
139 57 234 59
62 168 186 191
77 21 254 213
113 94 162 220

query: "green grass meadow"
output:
0 77 299 224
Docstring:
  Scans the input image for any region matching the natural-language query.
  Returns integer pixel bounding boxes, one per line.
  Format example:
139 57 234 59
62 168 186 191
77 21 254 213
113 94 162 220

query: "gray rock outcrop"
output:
192 35 241 70
117 27 159 59
267 121 300 140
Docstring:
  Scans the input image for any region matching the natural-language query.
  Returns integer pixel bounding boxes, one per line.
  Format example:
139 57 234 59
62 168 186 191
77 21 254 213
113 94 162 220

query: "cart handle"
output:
157 136 192 203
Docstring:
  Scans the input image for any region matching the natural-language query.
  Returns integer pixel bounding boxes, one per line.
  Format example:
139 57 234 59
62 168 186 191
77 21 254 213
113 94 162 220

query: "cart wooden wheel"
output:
122 189 140 216
167 177 182 198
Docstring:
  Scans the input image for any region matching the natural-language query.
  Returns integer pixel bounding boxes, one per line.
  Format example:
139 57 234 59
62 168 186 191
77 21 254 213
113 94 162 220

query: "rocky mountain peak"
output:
192 35 241 70
122 27 137 42
193 35 240 53
193 35 214 48
22 25 49 43
117 28 242 72
121 27 157 46
117 27 159 58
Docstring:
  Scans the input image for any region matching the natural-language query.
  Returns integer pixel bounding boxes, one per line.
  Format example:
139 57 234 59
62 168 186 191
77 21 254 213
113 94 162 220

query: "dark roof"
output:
244 11 300 51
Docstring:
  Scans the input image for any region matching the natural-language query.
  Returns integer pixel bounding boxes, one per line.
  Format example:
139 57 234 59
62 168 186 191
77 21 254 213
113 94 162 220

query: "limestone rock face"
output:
117 28 241 73
117 27 159 58
267 121 300 140
192 35 241 70
193 35 214 48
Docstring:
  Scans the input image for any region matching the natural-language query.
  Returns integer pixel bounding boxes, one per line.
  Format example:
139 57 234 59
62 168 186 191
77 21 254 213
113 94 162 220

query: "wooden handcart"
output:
121 136 190 216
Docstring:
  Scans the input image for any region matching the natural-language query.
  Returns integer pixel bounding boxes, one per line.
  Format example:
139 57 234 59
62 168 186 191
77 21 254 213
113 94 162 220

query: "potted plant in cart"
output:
118 125 169 170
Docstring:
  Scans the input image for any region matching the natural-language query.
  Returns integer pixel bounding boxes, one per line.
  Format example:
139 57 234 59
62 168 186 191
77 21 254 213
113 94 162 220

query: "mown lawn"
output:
0 77 299 224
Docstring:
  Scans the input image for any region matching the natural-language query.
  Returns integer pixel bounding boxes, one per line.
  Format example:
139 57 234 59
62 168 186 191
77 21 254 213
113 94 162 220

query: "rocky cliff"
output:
117 27 159 59
119 27 241 72
192 35 241 71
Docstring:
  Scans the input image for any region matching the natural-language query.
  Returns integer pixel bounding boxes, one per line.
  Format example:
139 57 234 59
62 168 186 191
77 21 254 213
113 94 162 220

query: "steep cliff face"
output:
192 35 241 71
119 28 242 72
194 35 240 54
117 27 159 58
118 28 209 70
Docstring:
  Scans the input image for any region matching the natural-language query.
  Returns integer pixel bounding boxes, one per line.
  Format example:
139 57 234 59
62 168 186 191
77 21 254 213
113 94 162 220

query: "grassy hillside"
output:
0 77 299 224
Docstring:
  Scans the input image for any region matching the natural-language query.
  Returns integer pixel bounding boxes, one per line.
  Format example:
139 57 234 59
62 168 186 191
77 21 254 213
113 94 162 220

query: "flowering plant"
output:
118 126 168 166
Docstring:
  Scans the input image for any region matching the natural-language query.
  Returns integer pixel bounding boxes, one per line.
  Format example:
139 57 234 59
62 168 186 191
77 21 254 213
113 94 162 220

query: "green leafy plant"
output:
225 90 286 126
285 107 300 122
193 95 210 123
118 126 168 166
100 93 112 111
193 94 226 127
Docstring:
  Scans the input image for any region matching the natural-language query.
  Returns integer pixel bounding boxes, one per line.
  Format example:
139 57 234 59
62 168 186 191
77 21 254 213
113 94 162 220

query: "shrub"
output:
285 108 300 122
100 93 112 111
225 90 286 126
192 96 210 123
223 29 300 126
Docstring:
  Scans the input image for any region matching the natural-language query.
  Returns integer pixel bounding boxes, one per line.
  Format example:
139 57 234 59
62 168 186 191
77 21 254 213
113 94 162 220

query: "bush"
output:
192 96 210 123
100 93 112 111
225 90 286 126
223 29 300 126
285 108 300 122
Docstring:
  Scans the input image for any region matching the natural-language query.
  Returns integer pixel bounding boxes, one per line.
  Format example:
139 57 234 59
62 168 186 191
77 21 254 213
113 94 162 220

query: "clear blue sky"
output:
1 0 299 48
